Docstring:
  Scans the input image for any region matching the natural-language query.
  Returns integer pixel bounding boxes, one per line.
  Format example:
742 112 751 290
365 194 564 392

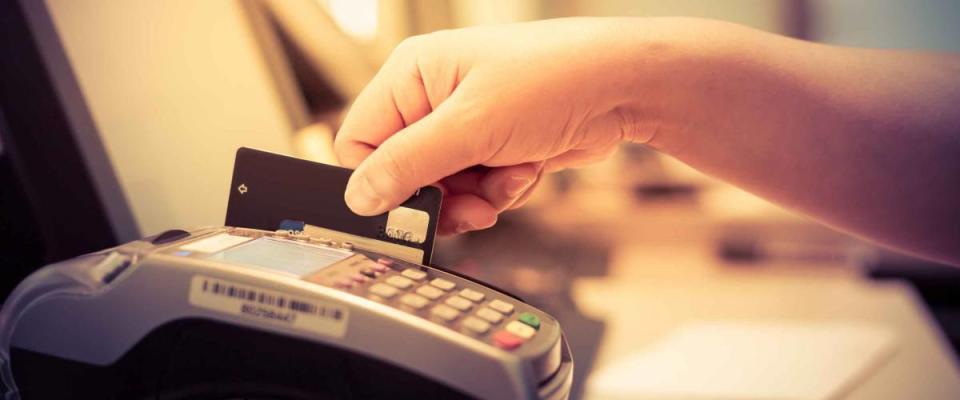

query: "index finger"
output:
335 58 432 168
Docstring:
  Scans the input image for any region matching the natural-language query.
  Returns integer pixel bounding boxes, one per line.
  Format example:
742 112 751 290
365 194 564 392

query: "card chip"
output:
385 207 429 244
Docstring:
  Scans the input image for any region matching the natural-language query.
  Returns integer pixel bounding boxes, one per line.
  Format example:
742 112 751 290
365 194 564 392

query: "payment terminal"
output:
0 226 573 399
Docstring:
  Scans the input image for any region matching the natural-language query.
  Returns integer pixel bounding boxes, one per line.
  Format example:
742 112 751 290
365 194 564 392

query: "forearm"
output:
622 19 960 264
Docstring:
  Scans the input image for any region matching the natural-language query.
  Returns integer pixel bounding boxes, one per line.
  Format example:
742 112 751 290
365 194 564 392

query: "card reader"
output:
0 226 573 399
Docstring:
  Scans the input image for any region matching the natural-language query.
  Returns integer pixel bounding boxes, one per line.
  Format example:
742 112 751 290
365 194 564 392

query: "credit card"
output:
225 147 442 265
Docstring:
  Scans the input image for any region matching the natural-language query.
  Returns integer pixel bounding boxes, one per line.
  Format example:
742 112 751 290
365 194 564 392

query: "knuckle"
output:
393 34 429 56
385 34 435 73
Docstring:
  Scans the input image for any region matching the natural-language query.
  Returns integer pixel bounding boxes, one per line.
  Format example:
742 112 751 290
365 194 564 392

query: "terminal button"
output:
369 283 398 298
492 331 523 350
505 320 536 340
445 296 473 311
371 263 389 273
458 288 485 302
386 275 414 290
431 305 460 322
518 312 541 329
415 285 444 300
400 293 429 309
401 268 428 281
488 299 515 315
376 257 395 267
462 317 491 334
430 278 456 291
476 307 504 324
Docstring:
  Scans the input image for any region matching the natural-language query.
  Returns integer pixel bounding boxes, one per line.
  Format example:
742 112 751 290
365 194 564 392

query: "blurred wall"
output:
544 0 788 33
46 0 297 237
809 0 960 50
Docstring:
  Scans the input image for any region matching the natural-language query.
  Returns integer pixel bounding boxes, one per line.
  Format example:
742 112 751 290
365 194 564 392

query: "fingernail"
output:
504 176 534 197
456 222 476 234
345 175 386 215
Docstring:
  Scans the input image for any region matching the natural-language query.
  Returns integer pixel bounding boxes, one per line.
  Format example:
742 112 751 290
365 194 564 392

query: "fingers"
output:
508 168 544 210
436 193 498 235
476 163 540 211
544 145 619 172
335 48 432 169
344 101 490 215
434 164 540 234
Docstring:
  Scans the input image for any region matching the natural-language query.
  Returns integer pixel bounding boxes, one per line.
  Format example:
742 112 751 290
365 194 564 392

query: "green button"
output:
518 312 540 330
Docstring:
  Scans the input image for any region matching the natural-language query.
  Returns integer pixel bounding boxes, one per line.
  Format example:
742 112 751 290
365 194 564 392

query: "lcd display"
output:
208 237 352 277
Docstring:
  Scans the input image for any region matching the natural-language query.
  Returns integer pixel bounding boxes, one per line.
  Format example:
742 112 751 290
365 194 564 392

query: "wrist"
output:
609 18 760 151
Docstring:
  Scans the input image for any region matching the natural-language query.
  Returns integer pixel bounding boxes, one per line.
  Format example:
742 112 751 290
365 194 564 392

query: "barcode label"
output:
189 275 348 337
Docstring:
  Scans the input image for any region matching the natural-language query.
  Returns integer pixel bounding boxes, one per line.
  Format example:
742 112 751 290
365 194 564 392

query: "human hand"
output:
335 18 658 234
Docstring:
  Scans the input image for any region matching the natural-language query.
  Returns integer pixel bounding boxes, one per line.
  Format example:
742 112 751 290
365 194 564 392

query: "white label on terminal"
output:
180 233 252 253
188 275 348 338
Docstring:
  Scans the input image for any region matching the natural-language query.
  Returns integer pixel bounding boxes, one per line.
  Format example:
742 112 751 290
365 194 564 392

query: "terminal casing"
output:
0 227 572 400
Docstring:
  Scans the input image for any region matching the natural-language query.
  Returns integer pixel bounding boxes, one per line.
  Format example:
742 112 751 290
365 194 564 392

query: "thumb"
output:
344 105 488 215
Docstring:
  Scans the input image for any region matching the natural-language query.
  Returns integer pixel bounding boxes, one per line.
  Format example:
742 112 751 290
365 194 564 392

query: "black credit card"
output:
225 147 442 265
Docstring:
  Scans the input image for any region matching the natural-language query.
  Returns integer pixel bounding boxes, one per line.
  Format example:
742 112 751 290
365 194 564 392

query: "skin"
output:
334 18 960 266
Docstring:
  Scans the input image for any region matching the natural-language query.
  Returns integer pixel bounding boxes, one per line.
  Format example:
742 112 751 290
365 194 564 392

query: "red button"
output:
492 331 524 350
376 258 395 267
371 263 388 273
350 274 370 283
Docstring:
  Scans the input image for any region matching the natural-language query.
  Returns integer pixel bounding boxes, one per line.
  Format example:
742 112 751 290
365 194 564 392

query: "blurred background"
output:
1 1 959 399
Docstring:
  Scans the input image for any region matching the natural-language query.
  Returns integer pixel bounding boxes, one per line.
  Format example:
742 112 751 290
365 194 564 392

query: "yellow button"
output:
430 278 456 291
415 285 444 300
459 288 485 302
488 299 514 315
445 296 473 311
476 307 503 324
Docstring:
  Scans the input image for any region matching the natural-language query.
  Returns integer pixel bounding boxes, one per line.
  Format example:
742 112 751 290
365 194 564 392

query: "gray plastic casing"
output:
0 227 572 400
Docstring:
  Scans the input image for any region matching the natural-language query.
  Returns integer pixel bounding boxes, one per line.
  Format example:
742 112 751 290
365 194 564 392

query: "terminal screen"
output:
209 237 352 277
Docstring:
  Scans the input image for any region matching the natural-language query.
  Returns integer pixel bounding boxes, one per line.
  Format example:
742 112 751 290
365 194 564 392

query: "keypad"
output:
401 268 428 281
430 278 456 291
386 275 414 289
488 299 515 315
476 307 504 324
249 230 547 351
445 296 473 311
321 253 540 350
415 285 444 300
459 288 485 302
369 283 398 298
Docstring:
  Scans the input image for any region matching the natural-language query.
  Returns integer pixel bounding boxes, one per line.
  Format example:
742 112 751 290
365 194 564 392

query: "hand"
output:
334 17 960 265
335 18 654 234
